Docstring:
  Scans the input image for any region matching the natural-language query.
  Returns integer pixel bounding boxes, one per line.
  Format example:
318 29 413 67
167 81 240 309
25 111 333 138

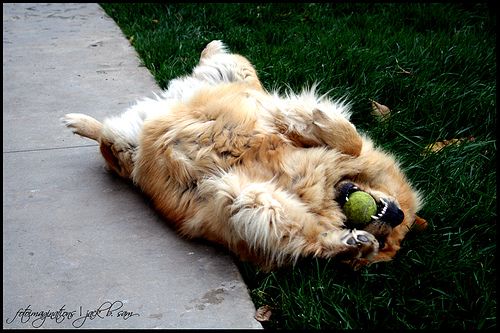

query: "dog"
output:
62 40 427 271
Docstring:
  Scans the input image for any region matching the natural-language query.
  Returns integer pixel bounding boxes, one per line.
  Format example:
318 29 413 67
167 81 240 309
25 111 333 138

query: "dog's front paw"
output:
321 229 379 260
312 109 363 157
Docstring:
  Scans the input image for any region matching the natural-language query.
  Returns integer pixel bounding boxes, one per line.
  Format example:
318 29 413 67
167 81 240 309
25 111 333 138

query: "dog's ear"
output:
412 215 428 232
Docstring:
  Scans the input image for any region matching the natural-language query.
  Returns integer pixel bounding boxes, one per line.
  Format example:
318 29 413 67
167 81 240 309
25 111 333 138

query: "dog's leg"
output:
188 172 379 269
309 107 363 156
196 40 264 91
263 92 364 156
200 40 228 59
199 41 357 153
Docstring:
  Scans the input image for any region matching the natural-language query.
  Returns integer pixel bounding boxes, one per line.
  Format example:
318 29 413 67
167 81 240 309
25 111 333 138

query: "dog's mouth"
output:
336 182 404 227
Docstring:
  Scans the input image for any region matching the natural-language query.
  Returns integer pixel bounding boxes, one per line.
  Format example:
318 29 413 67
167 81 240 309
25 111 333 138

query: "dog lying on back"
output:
63 40 426 271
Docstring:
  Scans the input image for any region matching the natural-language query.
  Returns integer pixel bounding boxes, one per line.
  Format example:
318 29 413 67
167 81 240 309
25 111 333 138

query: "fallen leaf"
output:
422 136 475 155
254 305 272 322
370 99 391 120
424 138 461 153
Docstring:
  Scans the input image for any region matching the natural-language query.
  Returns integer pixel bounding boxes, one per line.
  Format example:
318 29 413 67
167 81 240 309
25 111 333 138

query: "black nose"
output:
383 203 404 227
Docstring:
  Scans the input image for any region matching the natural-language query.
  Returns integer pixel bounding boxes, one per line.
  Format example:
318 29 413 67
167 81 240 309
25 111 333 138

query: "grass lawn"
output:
100 3 496 329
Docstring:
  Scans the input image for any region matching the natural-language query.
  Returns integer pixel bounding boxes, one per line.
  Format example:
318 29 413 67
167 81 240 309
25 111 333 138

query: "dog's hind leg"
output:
200 40 228 59
196 40 264 91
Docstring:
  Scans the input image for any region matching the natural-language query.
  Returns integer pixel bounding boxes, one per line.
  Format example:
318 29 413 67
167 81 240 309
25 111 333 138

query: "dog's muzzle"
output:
337 182 404 227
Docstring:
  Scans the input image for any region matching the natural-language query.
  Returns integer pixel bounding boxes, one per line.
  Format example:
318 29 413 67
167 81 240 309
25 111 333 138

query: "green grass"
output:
100 3 496 329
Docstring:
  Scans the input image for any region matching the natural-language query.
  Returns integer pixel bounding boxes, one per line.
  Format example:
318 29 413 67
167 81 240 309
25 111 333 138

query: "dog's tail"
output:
61 113 102 141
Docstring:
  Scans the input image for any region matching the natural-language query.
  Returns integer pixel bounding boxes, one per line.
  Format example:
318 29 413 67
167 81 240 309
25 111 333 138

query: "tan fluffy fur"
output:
62 40 426 271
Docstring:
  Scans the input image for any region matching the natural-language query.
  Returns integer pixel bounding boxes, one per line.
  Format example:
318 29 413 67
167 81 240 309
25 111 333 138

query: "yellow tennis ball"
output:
343 191 377 225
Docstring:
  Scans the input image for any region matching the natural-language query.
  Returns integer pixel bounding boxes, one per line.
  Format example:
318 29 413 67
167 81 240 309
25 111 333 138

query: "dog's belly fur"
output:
63 41 425 270
134 84 358 262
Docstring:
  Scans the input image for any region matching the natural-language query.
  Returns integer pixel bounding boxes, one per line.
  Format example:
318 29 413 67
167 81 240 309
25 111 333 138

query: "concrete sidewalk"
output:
3 3 261 329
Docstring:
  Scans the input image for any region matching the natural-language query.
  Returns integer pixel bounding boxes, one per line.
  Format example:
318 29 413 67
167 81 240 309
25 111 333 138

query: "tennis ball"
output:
343 191 377 225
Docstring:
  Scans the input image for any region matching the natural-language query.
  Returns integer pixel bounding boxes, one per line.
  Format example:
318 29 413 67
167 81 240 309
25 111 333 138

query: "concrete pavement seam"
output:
3 144 99 154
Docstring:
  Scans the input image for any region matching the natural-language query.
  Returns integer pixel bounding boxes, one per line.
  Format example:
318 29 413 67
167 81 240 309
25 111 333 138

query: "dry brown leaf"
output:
425 138 461 153
422 137 475 155
370 99 391 120
254 305 272 322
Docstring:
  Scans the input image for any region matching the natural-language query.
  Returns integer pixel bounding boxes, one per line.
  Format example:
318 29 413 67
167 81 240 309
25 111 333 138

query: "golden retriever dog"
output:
62 40 426 271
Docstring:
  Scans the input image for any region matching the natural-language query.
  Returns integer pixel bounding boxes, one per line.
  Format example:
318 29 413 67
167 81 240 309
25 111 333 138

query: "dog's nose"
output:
392 208 404 227
383 203 404 227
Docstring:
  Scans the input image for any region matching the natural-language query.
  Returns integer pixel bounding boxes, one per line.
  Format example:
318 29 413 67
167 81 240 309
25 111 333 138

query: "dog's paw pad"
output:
341 229 376 245
341 229 379 258
344 231 372 246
